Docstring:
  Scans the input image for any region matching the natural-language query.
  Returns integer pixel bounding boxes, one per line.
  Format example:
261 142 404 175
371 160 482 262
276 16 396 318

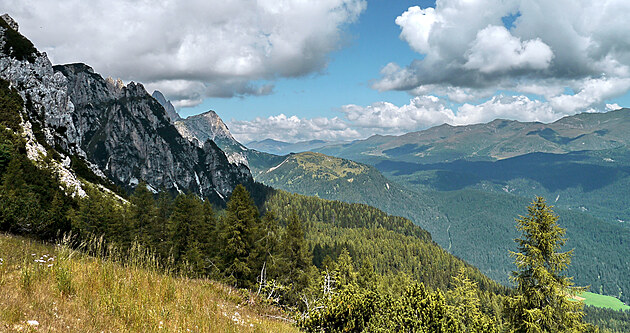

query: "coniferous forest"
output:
2 15 630 332
2 94 626 331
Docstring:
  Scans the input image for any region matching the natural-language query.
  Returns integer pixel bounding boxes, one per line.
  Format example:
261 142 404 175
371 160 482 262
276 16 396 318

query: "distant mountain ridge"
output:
247 138 341 155
318 109 630 163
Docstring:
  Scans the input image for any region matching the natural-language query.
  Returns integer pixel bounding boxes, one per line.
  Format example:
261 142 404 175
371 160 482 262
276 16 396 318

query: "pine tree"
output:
154 189 172 258
281 213 312 283
217 184 260 287
448 268 498 332
129 181 156 247
334 248 356 288
259 210 281 277
169 193 205 270
504 196 594 332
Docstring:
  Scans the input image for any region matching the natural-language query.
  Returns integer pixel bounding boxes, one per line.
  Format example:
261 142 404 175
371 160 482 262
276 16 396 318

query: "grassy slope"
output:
0 234 297 333
580 292 630 311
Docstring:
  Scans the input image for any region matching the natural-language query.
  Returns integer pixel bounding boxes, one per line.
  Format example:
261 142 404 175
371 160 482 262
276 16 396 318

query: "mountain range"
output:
2 11 629 316
243 112 630 303
316 110 630 225
0 17 254 203
246 138 341 155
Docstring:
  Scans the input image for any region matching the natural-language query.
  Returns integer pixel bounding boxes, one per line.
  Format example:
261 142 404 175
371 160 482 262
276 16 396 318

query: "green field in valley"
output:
578 292 630 311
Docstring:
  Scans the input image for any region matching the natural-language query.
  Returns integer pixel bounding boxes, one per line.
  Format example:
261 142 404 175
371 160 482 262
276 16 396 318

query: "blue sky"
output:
180 1 434 121
5 0 630 143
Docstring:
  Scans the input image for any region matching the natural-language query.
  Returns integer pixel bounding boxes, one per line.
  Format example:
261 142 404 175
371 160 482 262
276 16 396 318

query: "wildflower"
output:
27 320 39 326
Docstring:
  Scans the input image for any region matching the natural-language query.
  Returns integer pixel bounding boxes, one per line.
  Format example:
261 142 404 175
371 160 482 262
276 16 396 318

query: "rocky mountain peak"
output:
1 14 18 31
151 90 181 122
105 76 125 93
167 107 250 167
1 17 254 203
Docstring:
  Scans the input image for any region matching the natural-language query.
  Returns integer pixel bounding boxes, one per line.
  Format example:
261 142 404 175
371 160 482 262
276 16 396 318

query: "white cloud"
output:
548 77 630 114
464 25 553 73
377 0 630 111
2 0 366 106
456 95 559 125
395 6 438 54
341 95 455 132
228 114 361 143
231 93 590 143
606 103 621 111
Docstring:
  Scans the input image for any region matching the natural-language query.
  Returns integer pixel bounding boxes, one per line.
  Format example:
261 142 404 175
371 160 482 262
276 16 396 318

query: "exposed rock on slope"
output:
0 14 252 202
156 99 249 166
55 64 252 200
151 90 181 122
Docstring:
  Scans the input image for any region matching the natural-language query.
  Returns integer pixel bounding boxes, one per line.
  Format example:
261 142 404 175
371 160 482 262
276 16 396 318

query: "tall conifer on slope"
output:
218 184 261 287
504 197 595 332
130 182 156 247
169 193 205 273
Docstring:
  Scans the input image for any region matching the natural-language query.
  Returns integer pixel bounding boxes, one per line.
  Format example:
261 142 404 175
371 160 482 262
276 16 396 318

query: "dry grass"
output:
0 233 299 332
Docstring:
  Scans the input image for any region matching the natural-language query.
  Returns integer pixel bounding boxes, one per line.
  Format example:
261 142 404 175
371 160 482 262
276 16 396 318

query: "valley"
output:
2 10 630 332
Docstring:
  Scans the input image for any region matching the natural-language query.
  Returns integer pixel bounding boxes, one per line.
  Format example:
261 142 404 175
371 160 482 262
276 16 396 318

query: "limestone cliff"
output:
0 14 253 202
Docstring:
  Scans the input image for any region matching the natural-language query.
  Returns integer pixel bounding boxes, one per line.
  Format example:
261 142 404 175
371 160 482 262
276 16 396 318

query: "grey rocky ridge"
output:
151 90 181 122
0 14 255 202
152 93 250 167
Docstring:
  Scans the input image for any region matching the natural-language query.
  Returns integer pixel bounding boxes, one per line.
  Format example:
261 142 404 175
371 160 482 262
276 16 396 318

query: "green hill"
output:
252 152 440 221
249 151 630 304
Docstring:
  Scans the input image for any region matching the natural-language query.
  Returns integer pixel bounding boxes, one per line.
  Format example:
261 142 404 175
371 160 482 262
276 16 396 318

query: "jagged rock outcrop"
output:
1 14 91 197
151 90 181 122
0 14 253 202
0 14 18 31
55 63 252 201
152 96 250 166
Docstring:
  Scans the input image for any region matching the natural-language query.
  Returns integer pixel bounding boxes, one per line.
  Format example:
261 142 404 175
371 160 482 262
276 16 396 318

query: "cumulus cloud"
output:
2 0 366 106
341 96 455 132
228 114 361 143
228 93 578 143
395 6 438 54
377 0 630 110
464 25 553 73
548 77 630 114
456 95 559 124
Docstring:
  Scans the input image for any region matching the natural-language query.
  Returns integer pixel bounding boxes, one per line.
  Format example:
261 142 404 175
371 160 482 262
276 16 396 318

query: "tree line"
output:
0 81 621 331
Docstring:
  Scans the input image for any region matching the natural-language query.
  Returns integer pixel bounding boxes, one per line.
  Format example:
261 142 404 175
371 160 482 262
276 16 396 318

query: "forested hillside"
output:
2 13 627 331
251 150 630 305
317 110 630 226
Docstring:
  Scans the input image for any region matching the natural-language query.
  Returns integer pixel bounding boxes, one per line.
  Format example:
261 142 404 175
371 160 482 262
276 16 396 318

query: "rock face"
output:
0 15 253 202
156 100 250 166
151 90 181 122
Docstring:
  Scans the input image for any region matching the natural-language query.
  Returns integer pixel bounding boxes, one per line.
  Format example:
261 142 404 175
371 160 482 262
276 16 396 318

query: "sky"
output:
3 0 630 143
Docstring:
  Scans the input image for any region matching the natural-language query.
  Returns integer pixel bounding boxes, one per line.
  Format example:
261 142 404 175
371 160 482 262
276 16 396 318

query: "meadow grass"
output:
580 292 630 311
0 233 299 332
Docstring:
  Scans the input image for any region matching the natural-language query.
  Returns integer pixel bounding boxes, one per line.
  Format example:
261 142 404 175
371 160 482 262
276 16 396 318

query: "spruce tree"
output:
447 268 497 332
281 213 312 285
129 181 156 247
217 184 260 287
504 196 593 332
154 189 172 258
169 193 205 270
